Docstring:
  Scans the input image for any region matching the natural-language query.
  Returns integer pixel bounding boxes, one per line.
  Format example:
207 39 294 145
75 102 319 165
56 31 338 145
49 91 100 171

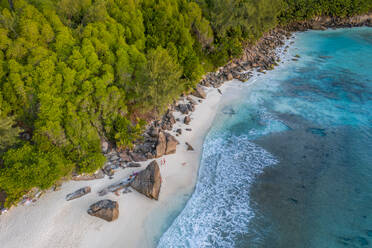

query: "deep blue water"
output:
157 27 372 248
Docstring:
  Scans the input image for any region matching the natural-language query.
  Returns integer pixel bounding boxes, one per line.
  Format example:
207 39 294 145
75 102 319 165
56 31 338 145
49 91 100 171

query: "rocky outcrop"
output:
161 110 176 130
165 133 179 155
155 131 167 157
177 104 190 115
130 151 148 162
130 160 161 200
191 84 206 99
186 96 197 105
155 132 179 157
119 151 132 162
286 14 372 32
87 199 119 222
66 187 91 201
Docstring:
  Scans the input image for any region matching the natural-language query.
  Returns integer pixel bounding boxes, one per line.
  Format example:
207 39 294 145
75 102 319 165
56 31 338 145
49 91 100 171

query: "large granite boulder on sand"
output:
165 133 179 155
66 186 91 201
155 131 167 158
87 199 119 222
155 132 179 157
131 160 161 200
191 84 206 99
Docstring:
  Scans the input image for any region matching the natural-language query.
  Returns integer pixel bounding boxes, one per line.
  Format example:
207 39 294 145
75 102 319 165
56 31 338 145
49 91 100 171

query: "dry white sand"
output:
0 81 241 248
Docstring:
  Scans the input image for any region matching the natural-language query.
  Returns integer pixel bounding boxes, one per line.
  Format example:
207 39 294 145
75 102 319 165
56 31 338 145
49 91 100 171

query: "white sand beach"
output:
0 81 239 248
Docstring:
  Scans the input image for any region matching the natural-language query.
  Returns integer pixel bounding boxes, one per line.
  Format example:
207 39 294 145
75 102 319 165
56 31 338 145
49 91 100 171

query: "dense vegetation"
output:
0 0 371 207
279 0 372 22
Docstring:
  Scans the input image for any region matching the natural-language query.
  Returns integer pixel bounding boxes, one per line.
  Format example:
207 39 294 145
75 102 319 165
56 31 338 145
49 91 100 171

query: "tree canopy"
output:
0 0 371 207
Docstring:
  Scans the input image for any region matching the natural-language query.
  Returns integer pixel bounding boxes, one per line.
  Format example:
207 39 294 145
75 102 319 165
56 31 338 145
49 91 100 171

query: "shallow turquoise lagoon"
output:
157 27 372 248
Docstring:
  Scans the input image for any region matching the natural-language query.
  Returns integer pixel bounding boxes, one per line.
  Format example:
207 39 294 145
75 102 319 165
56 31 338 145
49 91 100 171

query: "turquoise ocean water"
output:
157 27 372 248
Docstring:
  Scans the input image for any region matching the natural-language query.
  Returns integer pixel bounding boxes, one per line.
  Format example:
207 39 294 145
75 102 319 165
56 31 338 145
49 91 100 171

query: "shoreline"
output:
0 80 235 248
0 16 371 247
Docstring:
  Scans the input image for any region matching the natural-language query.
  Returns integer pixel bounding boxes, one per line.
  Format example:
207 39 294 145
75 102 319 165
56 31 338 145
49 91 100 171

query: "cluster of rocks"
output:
287 14 372 32
65 160 162 222
89 86 205 180
200 29 290 88
198 13 372 90
111 113 185 166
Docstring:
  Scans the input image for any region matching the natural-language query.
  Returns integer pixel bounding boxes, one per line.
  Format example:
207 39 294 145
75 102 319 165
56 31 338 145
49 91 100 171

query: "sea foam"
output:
157 134 278 248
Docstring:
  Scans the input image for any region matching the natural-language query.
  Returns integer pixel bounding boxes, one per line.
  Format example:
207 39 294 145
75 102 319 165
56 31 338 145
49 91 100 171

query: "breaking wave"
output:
157 134 278 248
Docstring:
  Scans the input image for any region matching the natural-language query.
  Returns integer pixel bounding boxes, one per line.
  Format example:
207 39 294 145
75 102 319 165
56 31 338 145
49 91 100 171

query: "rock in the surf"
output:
131 160 161 200
66 186 91 201
87 199 119 222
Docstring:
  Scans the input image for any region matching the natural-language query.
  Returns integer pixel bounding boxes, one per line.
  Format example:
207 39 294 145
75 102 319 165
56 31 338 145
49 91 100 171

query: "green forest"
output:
0 0 371 207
